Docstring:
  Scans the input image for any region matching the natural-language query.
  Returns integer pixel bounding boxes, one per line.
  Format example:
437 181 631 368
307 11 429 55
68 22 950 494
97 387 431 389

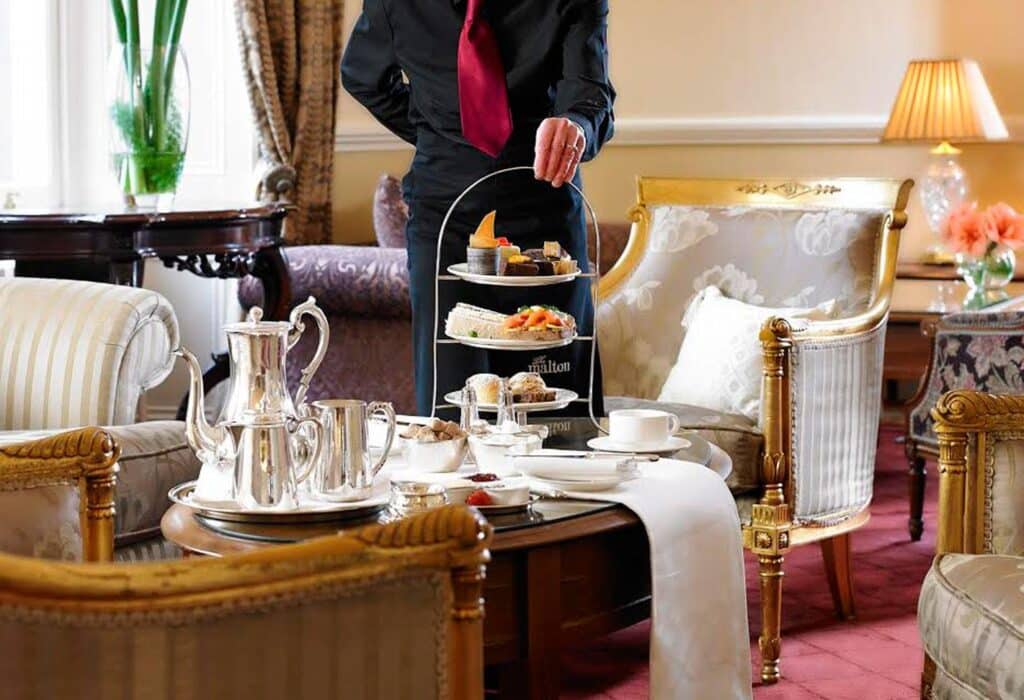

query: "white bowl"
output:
469 432 542 473
404 436 469 472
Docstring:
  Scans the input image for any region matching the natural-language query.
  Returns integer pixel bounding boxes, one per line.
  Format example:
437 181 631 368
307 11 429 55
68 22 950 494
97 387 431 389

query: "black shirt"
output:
340 0 615 163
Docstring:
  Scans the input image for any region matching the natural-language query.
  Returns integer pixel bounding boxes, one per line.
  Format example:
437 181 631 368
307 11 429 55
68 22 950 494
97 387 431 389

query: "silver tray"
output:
471 493 540 516
168 481 388 525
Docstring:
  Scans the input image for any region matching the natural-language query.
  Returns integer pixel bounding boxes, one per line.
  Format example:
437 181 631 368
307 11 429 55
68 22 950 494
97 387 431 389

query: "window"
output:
0 0 58 206
0 0 253 208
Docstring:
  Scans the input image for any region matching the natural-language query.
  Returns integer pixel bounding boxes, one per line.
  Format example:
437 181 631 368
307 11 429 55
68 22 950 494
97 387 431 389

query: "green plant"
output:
109 0 189 195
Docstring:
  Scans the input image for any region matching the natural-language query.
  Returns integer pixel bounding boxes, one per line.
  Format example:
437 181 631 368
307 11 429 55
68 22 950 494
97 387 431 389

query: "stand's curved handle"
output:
430 166 603 433
288 296 330 409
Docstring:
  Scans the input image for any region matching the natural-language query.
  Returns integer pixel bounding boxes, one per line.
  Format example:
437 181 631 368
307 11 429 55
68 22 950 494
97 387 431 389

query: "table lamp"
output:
882 59 1008 261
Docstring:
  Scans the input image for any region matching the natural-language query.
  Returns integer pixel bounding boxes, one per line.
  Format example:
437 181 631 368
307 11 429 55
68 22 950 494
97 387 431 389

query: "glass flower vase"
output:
957 244 1015 309
107 46 190 209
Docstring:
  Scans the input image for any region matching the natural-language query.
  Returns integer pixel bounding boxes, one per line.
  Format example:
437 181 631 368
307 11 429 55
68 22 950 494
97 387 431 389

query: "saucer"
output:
587 435 692 455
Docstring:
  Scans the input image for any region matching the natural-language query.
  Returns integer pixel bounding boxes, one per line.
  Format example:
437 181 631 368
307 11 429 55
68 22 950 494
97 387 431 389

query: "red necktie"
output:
458 0 513 157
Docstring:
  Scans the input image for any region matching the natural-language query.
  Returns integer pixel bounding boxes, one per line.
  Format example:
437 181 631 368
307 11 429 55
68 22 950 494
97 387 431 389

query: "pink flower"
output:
983 202 1024 250
942 202 993 258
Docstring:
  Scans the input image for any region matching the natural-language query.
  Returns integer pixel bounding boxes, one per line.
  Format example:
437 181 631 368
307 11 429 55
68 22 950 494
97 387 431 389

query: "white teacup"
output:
607 409 680 448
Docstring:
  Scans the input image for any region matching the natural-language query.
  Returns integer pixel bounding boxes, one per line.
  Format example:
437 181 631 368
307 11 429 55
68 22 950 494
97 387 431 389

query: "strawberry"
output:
466 489 493 506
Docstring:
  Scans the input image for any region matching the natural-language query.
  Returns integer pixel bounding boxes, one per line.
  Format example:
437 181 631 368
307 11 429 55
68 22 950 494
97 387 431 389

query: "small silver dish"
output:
404 435 469 473
388 480 448 516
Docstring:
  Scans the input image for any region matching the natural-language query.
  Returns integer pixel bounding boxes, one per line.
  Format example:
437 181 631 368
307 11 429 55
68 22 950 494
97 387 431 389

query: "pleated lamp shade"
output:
882 59 1008 143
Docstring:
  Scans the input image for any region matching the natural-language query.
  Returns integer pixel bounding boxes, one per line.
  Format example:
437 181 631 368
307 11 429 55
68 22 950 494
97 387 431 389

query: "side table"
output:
0 204 292 414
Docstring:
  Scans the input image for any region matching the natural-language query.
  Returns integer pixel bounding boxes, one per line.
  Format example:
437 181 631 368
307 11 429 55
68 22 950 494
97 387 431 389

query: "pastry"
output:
445 303 576 342
503 254 539 276
543 241 562 258
522 249 556 275
509 371 556 403
467 211 500 275
467 373 501 404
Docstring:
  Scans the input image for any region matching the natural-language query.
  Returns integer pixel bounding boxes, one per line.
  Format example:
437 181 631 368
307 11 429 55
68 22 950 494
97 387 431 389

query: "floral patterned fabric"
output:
0 422 200 558
919 553 1024 700
909 311 1024 448
0 484 81 561
597 205 883 399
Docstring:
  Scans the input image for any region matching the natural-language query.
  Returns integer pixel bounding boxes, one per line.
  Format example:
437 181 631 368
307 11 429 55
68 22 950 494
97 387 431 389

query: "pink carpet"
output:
560 426 935 699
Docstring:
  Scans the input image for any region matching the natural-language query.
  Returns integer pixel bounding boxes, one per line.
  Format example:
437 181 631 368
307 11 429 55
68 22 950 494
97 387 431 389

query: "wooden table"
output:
161 420 717 699
0 204 292 413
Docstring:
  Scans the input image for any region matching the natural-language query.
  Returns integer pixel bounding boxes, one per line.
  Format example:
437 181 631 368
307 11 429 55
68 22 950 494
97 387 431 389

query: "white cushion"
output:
657 286 835 421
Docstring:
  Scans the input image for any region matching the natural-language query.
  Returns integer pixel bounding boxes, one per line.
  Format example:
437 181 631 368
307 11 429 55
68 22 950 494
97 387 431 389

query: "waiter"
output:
342 0 615 418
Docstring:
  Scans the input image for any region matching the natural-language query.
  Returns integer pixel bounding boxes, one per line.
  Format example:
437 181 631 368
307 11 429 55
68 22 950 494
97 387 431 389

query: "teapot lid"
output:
223 306 293 334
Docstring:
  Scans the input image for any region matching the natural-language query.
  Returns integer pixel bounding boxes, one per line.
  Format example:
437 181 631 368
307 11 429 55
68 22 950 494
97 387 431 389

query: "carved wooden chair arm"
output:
0 427 119 562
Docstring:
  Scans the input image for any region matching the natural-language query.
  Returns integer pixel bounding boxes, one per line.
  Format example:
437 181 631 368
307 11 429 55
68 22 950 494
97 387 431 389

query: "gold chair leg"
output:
758 553 784 684
820 533 856 620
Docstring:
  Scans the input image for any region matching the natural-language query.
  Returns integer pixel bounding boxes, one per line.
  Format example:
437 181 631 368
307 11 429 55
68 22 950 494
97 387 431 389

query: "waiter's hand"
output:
534 117 586 188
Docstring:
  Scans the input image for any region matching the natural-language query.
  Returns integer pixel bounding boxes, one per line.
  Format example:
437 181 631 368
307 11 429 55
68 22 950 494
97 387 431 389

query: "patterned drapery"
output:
234 0 344 244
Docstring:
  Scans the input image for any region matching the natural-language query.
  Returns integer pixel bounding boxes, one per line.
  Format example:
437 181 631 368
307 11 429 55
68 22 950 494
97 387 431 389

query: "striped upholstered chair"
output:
920 390 1024 698
0 506 491 700
597 176 913 683
0 278 200 561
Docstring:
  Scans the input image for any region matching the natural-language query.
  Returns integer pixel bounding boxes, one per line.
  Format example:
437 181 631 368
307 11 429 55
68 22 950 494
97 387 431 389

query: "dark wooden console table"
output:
0 204 292 414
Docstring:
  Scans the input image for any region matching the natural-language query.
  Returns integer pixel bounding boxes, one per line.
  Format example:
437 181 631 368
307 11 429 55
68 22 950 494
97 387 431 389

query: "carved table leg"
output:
907 445 926 542
251 244 292 321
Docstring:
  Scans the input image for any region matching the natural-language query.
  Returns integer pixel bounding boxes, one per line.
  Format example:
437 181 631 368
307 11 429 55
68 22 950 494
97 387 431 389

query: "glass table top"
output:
192 418 711 543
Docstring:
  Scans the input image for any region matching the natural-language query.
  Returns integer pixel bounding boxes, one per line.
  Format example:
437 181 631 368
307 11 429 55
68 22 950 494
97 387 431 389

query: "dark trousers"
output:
405 165 602 419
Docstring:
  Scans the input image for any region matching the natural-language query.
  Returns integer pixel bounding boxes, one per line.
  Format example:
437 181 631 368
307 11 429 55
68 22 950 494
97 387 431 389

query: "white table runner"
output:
520 451 752 699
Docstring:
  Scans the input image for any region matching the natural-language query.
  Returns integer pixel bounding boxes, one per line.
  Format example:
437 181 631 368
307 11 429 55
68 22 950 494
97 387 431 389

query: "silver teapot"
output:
178 297 329 507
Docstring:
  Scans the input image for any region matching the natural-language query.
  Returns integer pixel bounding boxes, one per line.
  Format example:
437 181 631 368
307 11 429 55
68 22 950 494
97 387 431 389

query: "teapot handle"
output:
367 402 397 478
289 415 323 485
288 297 330 409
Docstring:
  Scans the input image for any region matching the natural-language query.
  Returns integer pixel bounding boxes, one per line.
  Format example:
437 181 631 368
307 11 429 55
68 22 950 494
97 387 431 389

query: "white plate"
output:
444 387 578 412
587 435 693 455
445 331 575 351
530 474 625 492
447 263 581 287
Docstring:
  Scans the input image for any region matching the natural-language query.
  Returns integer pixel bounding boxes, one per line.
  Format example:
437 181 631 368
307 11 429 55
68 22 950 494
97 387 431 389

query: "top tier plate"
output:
447 263 581 287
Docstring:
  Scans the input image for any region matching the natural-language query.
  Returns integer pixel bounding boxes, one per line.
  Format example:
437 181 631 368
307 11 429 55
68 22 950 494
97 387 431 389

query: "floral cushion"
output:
605 396 763 495
909 311 1024 448
597 204 882 399
919 553 1024 700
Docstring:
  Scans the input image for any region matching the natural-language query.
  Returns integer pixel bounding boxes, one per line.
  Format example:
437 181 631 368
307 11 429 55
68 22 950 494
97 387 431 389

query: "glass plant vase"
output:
957 244 1016 309
107 46 190 209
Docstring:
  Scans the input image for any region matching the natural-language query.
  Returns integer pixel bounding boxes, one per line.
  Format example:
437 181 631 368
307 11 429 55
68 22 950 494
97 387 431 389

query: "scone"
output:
509 371 556 403
467 373 501 404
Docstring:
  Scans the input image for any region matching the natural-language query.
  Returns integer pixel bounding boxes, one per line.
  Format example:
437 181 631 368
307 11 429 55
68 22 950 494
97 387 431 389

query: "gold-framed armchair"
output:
918 390 1024 699
597 176 913 683
0 505 491 700
0 427 119 562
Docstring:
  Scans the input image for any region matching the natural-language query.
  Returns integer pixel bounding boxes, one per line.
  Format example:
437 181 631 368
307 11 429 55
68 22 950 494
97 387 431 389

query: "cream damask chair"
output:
0 505 491 700
597 176 913 683
0 278 200 561
919 390 1024 699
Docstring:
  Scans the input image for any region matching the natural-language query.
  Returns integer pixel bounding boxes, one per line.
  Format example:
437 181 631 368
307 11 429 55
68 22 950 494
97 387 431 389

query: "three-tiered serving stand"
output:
430 166 603 432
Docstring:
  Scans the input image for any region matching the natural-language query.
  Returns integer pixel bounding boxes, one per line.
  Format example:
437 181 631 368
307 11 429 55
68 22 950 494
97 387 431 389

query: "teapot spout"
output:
176 347 235 466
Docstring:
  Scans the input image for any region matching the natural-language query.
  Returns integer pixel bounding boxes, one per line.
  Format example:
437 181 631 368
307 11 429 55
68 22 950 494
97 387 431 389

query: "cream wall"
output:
333 0 1024 260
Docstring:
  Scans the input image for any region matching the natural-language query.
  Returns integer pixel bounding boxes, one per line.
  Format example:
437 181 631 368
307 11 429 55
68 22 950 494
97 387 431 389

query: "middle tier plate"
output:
444 331 576 350
444 387 579 412
447 263 581 287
